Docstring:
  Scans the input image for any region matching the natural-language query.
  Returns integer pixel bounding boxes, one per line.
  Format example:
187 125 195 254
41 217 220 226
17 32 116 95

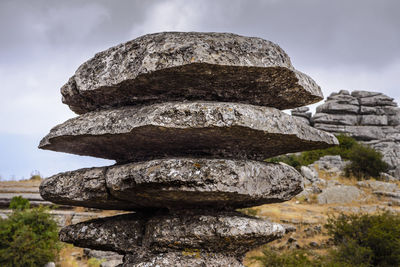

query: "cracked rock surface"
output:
59 211 285 256
39 102 338 162
40 159 303 210
121 252 243 267
61 32 322 114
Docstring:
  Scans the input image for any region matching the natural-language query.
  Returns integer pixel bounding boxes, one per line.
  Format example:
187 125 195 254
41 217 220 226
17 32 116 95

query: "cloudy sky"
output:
1 0 399 180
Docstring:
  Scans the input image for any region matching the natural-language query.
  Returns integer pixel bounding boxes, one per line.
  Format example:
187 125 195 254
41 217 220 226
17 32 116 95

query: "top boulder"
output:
62 32 323 114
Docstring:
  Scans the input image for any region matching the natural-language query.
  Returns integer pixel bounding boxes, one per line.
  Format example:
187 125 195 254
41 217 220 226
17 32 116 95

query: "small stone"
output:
39 102 338 162
61 32 323 114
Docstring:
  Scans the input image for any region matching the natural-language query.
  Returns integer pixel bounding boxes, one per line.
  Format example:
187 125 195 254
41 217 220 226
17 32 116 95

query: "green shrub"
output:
251 247 322 267
325 212 400 266
9 196 30 210
267 134 388 179
0 197 61 267
344 144 389 179
267 134 357 170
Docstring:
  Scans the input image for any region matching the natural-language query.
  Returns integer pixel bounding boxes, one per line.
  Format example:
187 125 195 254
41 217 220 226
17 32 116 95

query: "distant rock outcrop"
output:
292 89 400 178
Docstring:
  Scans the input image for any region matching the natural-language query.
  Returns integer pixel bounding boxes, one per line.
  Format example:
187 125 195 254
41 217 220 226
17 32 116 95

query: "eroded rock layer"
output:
40 159 303 210
61 32 322 114
59 211 286 256
121 252 243 267
39 102 337 162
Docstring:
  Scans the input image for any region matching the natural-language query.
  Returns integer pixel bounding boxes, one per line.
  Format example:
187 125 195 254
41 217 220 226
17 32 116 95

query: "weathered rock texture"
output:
61 32 323 114
122 252 243 267
39 32 336 266
309 90 400 178
41 159 303 210
59 212 285 256
39 102 337 162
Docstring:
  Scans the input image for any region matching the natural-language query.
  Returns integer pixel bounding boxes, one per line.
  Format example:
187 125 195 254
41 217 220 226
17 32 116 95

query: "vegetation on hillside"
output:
0 196 61 267
267 134 389 179
252 212 400 267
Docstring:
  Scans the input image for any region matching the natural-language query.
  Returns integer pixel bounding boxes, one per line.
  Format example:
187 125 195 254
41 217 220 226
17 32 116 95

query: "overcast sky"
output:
1 0 399 180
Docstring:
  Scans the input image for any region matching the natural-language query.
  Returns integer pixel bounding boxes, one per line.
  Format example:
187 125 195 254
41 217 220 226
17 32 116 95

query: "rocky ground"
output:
243 156 400 266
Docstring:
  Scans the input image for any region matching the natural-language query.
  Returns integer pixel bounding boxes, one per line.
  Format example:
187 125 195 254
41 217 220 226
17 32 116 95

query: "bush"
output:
344 144 389 179
0 197 61 267
267 135 357 170
251 247 322 267
325 212 400 266
267 134 388 179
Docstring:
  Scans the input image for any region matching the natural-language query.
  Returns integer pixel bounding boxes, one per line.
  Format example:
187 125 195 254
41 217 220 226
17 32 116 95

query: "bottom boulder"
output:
60 210 286 262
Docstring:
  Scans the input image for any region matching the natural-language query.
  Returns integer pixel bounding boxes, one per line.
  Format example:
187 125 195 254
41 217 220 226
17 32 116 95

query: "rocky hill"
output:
292 90 400 178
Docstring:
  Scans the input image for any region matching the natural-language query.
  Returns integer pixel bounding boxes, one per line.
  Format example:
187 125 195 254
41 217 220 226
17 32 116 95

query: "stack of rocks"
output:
39 32 337 266
291 107 312 125
312 90 400 178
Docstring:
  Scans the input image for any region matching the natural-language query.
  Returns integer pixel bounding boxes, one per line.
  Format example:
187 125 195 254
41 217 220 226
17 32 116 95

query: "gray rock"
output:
373 191 400 199
61 32 322 114
360 115 388 126
360 106 387 115
59 213 147 253
357 180 398 192
107 159 303 209
44 262 55 267
84 249 124 261
39 102 338 162
40 167 135 210
313 124 399 141
381 172 399 181
351 90 381 98
326 94 358 105
317 185 364 204
122 252 243 267
41 159 303 210
367 140 400 169
60 211 285 256
311 155 349 173
316 102 359 114
101 259 123 267
359 94 396 107
292 106 310 113
293 116 311 125
144 211 285 255
301 166 318 182
313 113 358 126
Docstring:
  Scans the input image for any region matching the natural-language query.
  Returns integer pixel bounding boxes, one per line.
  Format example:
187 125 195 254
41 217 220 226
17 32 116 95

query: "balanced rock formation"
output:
39 32 337 266
310 89 400 178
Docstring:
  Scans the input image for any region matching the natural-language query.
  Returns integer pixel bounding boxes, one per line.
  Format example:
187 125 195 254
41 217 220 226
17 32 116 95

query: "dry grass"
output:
58 244 85 267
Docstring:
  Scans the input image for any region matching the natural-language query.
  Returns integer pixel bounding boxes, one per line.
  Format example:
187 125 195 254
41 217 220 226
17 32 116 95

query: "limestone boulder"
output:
122 252 243 267
317 185 364 204
59 213 147 253
316 102 359 114
313 113 358 126
39 102 338 162
60 211 285 256
40 159 303 210
61 32 322 114
359 115 388 126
